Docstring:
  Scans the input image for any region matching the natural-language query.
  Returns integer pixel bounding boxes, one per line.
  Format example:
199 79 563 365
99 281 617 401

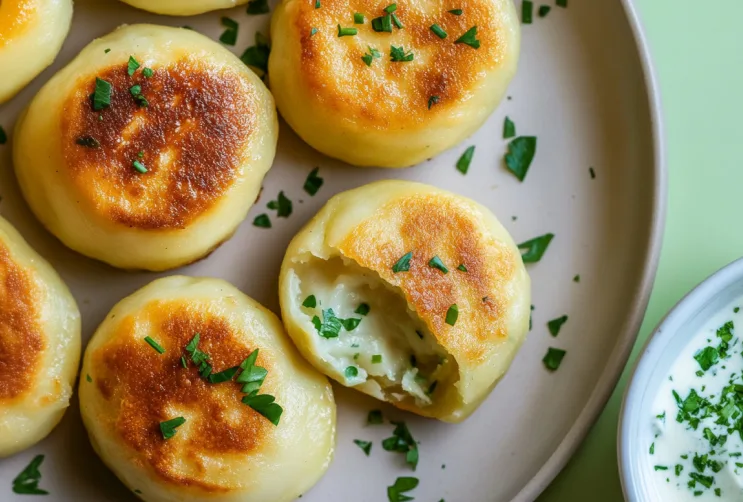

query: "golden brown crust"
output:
337 193 516 363
0 243 44 402
294 0 508 126
91 301 272 491
60 60 256 230
0 0 36 49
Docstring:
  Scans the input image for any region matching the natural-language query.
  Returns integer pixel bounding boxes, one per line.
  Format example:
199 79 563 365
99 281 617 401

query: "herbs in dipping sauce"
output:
12 455 48 495
383 421 419 470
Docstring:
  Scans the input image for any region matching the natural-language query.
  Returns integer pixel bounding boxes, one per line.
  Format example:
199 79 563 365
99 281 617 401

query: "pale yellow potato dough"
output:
0 0 72 104
279 180 531 422
80 276 336 502
14 24 278 271
269 0 520 167
119 0 248 16
0 216 81 458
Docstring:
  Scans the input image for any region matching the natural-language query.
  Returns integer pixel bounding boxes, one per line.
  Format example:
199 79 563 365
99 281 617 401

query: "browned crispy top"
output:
60 60 256 230
92 301 272 491
0 242 44 402
0 0 36 49
292 0 511 126
338 193 517 363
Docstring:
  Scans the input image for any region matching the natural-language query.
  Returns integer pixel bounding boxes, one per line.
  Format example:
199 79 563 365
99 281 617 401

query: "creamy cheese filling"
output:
288 256 456 407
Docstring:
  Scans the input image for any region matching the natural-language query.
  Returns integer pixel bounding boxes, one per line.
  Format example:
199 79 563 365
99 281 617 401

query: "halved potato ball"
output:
118 0 248 16
14 24 278 271
269 0 520 167
79 276 335 502
279 180 530 422
0 216 80 458
0 0 72 104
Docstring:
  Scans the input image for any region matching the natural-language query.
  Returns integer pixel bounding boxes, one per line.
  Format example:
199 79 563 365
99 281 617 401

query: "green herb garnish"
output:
547 315 568 337
573 275 580 283
428 95 440 109
303 167 323 195
390 45 414 62
345 366 359 378
184 333 212 379
236 349 268 395
129 85 149 107
589 167 596 179
387 477 419 502
315 309 343 338
354 439 372 455
505 136 537 181
132 160 148 173
392 251 413 272
303 295 317 308
338 25 358 37
142 67 154 78
240 32 270 74
694 346 720 371
538 5 551 17
543 347 566 371
454 26 480 49
456 145 475 174
457 264 467 272
372 15 393 32
208 366 240 384
127 56 141 76
310 27 318 36
253 214 271 228
522 0 533 23
86 374 92 382
355 303 370 315
503 116 516 138
93 77 112 111
428 256 449 274
267 191 292 218
144 336 165 354
160 417 186 439
219 17 239 45
517 233 554 263
430 24 447 39
12 455 48 495
362 46 382 66
445 304 458 326
247 0 270 14
368 409 383 424
315 0 320 7
391 13 403 28
448 8 463 14
372 354 383 363
383 421 419 470
384 3 397 12
242 394 283 425
76 136 100 148
0 126 6 145
556 0 567 7
354 12 365 23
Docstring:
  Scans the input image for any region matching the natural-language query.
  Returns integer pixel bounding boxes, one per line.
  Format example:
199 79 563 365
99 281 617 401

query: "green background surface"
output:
540 0 743 500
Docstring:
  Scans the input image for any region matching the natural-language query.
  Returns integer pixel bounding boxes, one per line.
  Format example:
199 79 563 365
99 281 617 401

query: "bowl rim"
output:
617 257 743 501
513 0 667 499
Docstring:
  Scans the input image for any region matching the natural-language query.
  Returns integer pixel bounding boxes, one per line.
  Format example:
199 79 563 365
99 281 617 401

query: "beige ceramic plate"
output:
0 0 664 500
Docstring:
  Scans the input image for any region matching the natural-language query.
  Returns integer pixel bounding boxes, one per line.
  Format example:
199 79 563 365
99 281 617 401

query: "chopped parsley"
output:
142 67 154 78
310 27 318 36
238 349 283 425
573 275 580 283
312 309 359 338
445 304 459 326
315 0 320 7
86 374 92 383
368 409 384 424
129 84 149 107
428 95 440 109
428 256 449 274
448 8 463 15
456 145 475 174
518 233 554 263
372 354 383 363
390 45 414 62
302 295 317 308
92 77 112 111
430 24 447 39
392 251 413 272
547 315 568 337
556 0 567 6
543 347 566 371
694 346 719 371
160 416 186 439
127 56 141 76
362 46 382 66
383 421 419 470
505 136 538 181
457 264 467 272
208 365 240 384
354 439 373 456
391 13 403 28
253 214 271 228
219 17 239 45
454 26 480 49
538 5 551 17
354 12 365 24
341 318 361 331
242 394 283 425
303 167 323 195
338 25 358 37
246 0 270 14
522 0 533 23
355 303 370 315
384 3 397 12
12 455 48 495
240 32 270 74
144 336 165 354
345 366 359 378
76 136 100 148
503 116 516 138
372 14 393 32
387 477 419 502
132 160 148 174
184 333 212 379
267 191 293 218
589 166 596 179
0 126 6 145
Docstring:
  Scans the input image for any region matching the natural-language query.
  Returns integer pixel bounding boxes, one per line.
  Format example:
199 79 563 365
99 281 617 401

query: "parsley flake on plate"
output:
503 116 516 138
246 0 270 14
387 476 419 502
253 213 271 228
241 32 270 74
505 136 537 181
354 439 373 456
267 191 292 217
456 145 475 174
539 5 551 17
383 421 419 470
556 0 567 7
160 416 186 439
368 409 384 424
12 455 48 495
219 17 239 45
517 233 554 263
542 347 566 371
522 0 533 23
547 315 568 337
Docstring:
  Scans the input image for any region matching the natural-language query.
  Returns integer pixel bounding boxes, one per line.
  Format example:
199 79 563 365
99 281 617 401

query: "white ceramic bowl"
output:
619 257 743 501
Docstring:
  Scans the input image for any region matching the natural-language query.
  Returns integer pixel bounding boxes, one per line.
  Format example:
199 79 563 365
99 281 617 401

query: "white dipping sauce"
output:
650 300 743 500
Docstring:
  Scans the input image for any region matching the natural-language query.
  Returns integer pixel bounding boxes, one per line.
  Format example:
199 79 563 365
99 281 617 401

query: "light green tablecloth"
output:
540 0 743 499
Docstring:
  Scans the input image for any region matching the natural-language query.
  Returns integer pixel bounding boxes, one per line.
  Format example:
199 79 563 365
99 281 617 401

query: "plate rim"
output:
512 1 667 500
